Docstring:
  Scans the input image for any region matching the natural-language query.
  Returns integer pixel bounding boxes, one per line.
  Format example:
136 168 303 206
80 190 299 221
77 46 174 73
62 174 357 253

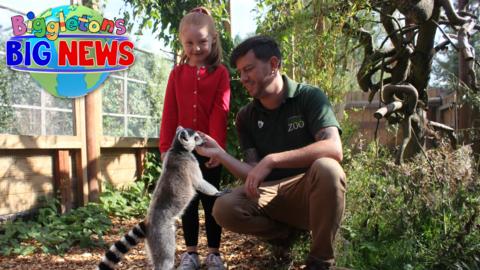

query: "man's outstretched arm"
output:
265 126 343 169
195 133 257 181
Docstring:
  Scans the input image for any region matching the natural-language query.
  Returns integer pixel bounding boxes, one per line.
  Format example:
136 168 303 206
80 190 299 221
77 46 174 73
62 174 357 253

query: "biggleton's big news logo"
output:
5 5 135 98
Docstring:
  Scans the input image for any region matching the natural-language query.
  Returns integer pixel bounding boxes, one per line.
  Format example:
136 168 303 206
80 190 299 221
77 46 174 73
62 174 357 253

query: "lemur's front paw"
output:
214 189 232 197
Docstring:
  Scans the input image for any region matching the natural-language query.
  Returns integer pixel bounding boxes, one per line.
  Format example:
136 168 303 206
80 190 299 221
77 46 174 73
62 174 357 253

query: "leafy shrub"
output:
99 150 161 219
0 151 161 256
99 181 151 219
0 198 111 256
140 151 163 192
337 143 480 270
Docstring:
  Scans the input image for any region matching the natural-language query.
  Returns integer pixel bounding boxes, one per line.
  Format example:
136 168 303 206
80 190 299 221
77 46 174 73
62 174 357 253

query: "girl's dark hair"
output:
230 35 282 67
179 7 222 72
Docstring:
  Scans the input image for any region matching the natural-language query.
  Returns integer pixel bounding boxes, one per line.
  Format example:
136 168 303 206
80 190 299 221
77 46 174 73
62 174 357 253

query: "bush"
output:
99 150 162 219
99 181 151 219
0 198 111 256
0 151 162 256
337 143 480 270
140 151 163 192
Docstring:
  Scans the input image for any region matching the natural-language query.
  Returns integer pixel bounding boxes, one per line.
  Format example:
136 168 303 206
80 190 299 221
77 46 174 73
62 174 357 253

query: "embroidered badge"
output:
258 120 264 129
287 115 305 132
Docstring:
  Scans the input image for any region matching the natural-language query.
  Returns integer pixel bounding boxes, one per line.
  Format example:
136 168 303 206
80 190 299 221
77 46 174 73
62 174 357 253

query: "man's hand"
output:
244 155 274 199
196 133 221 168
195 133 225 167
205 157 221 168
196 133 258 182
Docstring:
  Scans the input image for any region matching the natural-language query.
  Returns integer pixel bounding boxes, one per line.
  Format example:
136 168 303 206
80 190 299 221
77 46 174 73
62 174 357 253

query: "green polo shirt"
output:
235 75 341 181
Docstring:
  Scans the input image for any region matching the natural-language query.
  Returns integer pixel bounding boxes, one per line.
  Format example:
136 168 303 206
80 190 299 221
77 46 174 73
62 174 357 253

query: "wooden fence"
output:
343 88 458 147
0 96 159 221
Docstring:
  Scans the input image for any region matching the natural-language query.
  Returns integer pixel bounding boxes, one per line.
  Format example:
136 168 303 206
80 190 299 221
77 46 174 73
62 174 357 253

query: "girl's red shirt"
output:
159 64 231 153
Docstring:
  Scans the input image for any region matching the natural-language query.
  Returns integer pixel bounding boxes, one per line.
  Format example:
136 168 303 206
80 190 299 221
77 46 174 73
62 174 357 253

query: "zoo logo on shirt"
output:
287 115 305 132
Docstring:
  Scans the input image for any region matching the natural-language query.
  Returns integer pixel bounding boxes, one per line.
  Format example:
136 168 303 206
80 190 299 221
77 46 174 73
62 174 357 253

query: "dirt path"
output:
0 217 306 270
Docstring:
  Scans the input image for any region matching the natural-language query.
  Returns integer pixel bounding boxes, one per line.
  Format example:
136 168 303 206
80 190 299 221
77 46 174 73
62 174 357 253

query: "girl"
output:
159 6 230 270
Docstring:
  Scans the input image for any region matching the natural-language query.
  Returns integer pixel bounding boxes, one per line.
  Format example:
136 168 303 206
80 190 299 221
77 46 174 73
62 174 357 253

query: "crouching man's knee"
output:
212 193 242 230
308 157 346 192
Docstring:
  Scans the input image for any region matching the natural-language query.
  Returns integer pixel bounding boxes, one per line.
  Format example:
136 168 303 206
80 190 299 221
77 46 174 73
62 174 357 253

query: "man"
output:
195 35 346 270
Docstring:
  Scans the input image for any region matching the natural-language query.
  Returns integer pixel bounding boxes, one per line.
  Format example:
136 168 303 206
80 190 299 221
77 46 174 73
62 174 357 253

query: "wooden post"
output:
77 0 103 203
135 148 147 180
54 150 72 213
74 150 85 207
74 97 88 206
85 89 102 202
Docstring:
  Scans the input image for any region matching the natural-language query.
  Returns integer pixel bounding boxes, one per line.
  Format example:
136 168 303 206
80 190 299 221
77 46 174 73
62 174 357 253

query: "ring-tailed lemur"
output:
97 126 228 270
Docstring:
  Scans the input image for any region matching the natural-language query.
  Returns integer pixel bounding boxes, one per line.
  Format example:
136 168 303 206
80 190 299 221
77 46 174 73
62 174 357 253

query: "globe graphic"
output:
28 5 112 98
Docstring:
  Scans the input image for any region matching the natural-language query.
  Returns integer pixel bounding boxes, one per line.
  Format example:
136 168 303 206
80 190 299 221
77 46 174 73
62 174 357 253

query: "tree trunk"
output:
457 0 480 160
457 0 470 134
401 8 441 161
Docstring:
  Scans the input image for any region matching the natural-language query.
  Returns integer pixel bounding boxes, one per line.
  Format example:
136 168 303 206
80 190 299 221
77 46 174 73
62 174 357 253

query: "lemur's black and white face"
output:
176 126 203 152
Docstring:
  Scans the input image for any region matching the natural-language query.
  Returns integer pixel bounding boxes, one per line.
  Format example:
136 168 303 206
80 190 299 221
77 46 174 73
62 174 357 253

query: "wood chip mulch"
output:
0 216 308 270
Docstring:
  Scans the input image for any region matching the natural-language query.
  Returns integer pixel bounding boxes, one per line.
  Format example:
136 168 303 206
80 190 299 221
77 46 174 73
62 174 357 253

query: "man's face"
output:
235 50 275 98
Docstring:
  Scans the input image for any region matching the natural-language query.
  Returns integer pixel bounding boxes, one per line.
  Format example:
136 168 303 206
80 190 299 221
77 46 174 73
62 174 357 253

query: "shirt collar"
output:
283 75 300 99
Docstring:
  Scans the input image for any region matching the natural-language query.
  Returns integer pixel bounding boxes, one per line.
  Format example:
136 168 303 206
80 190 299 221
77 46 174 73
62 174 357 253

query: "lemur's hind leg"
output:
146 223 176 270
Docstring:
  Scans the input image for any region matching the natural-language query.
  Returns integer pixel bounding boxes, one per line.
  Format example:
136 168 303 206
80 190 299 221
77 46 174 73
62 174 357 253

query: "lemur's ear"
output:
176 126 184 133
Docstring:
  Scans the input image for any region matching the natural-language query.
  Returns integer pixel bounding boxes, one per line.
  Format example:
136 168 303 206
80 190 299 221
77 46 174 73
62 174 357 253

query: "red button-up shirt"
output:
159 64 231 153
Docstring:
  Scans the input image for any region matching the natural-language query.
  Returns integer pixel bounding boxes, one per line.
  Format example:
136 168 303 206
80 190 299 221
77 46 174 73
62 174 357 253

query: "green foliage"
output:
338 111 360 163
99 181 151 219
290 232 313 264
0 198 111 256
0 151 162 256
122 0 204 52
337 143 480 270
139 150 163 191
255 0 370 104
99 150 162 218
0 60 13 133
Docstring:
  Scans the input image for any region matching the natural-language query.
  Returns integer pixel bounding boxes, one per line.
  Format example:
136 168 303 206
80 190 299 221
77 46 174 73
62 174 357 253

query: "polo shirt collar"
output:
283 75 300 99
253 75 300 110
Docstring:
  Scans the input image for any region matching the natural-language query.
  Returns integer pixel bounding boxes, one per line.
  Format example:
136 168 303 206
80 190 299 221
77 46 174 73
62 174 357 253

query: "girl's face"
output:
180 24 213 67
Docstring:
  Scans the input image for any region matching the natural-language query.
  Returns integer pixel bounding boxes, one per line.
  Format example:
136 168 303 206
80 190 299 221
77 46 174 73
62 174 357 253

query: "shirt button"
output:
193 104 197 108
193 118 197 122
194 91 197 94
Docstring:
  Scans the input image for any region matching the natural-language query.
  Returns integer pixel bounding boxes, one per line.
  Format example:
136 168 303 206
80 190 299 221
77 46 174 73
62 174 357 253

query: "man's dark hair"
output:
230 35 282 67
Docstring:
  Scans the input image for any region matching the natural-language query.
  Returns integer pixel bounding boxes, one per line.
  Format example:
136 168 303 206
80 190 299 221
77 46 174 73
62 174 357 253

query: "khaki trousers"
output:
212 157 346 263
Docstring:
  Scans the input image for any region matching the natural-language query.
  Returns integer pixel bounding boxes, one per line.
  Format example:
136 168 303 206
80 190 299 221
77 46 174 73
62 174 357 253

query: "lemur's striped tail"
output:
97 221 147 270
